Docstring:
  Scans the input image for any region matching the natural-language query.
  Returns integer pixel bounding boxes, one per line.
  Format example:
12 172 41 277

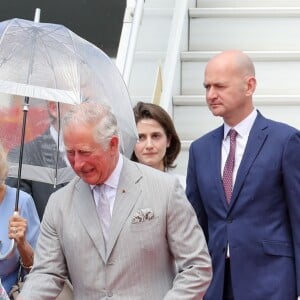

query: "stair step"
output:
128 6 173 100
197 0 300 8
181 51 300 61
128 51 165 98
174 93 300 176
175 150 190 177
174 95 300 106
181 51 300 95
189 8 300 51
176 140 197 177
145 0 176 8
173 95 300 141
190 7 300 17
136 8 173 52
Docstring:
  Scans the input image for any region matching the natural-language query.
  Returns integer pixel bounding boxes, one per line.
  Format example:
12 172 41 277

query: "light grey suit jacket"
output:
19 157 212 300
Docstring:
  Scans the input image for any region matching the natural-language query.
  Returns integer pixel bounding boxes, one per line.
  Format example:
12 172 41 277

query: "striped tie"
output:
223 129 237 203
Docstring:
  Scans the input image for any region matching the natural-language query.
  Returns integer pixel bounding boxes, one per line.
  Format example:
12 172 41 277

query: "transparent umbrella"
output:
0 17 137 185
0 16 137 259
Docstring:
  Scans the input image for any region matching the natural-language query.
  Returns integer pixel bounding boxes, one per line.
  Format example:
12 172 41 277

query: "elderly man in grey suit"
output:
18 102 212 300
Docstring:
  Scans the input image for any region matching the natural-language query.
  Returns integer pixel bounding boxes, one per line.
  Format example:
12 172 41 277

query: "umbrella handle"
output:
0 239 16 260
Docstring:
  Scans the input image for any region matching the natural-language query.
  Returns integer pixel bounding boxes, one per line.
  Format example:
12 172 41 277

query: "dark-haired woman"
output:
131 101 185 188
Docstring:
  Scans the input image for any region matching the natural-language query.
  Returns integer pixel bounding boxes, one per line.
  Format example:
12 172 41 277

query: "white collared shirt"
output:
91 154 123 216
222 109 257 258
221 109 257 184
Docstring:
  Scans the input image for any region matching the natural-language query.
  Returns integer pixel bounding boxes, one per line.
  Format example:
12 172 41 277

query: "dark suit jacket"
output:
6 128 69 220
186 111 300 300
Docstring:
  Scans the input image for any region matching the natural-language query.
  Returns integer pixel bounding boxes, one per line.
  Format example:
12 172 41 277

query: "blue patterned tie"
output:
223 129 237 203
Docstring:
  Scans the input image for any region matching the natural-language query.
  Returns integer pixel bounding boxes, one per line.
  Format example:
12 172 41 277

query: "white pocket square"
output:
131 208 154 224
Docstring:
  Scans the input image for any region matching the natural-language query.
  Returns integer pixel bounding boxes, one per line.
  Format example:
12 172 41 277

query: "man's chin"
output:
209 106 223 116
210 110 222 117
80 174 97 185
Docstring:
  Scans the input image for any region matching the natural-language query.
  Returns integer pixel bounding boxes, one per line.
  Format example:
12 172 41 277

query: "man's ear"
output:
47 101 58 118
109 136 119 152
245 76 256 96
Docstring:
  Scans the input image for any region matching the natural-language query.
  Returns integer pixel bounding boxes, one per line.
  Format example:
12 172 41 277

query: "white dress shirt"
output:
222 109 257 257
222 109 257 185
91 154 123 216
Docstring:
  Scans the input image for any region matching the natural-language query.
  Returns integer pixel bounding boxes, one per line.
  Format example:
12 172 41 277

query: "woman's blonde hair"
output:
0 142 8 184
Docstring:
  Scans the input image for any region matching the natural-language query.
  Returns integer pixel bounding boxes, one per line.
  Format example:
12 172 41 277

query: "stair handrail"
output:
116 0 145 86
159 0 189 115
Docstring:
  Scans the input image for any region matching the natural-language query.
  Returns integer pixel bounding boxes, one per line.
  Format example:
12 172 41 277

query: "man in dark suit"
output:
186 50 300 300
6 101 73 220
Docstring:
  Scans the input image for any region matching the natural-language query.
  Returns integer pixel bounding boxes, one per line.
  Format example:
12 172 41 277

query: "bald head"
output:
204 50 256 126
206 50 255 78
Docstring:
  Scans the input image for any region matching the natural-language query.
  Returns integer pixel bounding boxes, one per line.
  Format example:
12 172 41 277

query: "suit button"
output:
107 291 113 297
226 217 233 223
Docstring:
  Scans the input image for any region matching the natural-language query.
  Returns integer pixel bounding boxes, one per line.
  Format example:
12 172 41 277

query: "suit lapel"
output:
210 126 230 209
230 113 268 208
106 158 141 259
73 179 106 262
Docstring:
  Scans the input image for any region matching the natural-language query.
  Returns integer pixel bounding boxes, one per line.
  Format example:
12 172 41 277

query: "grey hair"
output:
0 142 8 184
62 102 119 149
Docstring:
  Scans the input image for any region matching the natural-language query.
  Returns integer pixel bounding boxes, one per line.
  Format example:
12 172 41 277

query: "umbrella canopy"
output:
0 18 138 185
